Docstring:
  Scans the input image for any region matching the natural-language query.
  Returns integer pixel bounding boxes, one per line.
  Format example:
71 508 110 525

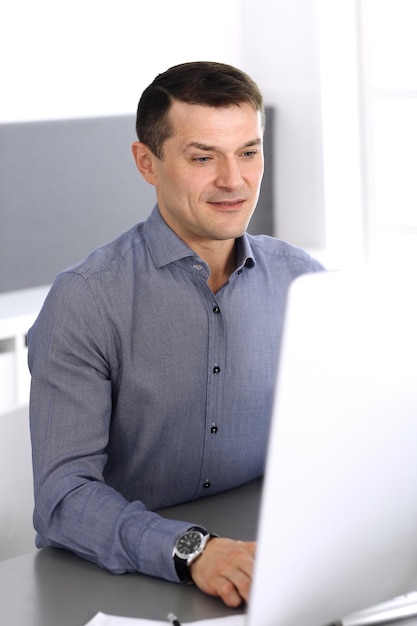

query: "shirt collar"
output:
143 204 256 270
143 205 195 268
237 233 256 270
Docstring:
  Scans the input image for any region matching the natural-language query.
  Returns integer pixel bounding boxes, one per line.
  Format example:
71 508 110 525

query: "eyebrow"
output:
183 138 262 153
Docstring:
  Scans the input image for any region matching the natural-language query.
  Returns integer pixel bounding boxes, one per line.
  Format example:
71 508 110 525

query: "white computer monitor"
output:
248 267 417 626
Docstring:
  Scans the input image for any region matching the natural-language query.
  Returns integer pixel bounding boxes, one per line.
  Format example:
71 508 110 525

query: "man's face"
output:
137 101 264 252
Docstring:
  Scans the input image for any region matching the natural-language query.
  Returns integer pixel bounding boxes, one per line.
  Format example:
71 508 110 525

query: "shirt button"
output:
212 305 221 314
211 424 218 434
204 480 211 489
213 365 221 374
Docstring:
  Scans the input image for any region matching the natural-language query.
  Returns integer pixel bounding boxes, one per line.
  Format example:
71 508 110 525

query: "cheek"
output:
157 167 192 201
251 165 264 192
166 161 201 188
181 172 209 200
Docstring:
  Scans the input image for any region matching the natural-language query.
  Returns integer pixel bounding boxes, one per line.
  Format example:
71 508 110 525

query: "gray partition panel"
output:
0 109 274 293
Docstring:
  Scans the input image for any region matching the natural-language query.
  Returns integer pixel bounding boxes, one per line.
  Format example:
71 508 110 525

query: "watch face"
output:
176 530 203 556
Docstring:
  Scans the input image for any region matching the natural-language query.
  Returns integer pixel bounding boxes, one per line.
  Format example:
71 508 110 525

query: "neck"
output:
196 240 237 294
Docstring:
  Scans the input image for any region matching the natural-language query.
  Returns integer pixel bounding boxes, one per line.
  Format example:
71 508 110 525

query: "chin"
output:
216 214 253 238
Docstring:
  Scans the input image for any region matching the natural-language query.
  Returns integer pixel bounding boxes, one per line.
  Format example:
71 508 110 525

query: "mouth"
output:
207 199 246 210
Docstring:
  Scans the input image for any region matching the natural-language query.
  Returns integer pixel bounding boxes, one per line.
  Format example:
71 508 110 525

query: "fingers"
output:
216 575 248 607
190 538 256 607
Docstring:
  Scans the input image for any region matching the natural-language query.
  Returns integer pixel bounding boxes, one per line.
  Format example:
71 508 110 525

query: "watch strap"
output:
173 526 216 583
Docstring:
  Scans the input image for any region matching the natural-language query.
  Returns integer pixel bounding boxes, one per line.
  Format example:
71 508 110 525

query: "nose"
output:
215 157 243 191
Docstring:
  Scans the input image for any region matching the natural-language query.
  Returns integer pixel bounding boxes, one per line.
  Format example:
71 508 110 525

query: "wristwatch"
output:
173 526 216 583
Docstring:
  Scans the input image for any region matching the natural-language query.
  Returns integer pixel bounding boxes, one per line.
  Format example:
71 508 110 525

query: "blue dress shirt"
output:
28 205 324 581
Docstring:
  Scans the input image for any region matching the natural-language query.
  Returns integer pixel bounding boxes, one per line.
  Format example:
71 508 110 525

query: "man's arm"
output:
28 272 192 581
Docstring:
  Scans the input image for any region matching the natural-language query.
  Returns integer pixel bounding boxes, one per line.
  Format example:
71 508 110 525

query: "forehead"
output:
166 101 263 147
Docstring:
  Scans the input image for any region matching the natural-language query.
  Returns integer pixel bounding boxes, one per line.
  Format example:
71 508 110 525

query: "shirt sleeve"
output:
28 271 191 580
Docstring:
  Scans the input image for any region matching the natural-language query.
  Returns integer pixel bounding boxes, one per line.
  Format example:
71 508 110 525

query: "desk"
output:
0 478 261 626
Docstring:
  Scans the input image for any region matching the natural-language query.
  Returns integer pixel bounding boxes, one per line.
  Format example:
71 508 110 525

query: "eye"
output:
192 156 212 164
242 150 258 159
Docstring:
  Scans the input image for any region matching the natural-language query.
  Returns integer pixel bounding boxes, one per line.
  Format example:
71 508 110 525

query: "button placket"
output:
212 302 222 375
200 294 225 496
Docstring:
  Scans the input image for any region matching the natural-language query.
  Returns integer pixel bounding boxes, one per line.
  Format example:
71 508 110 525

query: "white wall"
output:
1 0 326 249
242 0 326 250
0 0 243 121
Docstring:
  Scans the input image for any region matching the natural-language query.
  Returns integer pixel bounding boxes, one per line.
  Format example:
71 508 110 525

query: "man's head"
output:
136 61 265 159
132 62 265 261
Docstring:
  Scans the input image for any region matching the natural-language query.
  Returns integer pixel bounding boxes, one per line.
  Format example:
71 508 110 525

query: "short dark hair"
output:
136 61 265 159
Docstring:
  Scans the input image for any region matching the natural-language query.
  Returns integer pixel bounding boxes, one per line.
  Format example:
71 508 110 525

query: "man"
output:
28 61 324 608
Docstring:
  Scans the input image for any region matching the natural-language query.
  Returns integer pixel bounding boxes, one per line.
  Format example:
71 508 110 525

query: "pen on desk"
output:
167 612 181 626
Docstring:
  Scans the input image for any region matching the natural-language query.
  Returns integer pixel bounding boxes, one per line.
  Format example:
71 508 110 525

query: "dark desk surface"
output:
0 478 261 626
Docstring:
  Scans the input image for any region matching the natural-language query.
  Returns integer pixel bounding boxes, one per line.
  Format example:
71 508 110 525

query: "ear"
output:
131 141 158 185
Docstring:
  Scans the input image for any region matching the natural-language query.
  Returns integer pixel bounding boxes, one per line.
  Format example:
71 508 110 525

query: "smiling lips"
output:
207 198 246 209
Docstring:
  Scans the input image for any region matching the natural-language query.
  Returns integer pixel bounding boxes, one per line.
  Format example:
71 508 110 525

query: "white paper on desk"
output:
84 611 245 626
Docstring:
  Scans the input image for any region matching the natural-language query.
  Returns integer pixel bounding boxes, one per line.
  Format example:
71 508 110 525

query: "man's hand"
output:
190 538 256 607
